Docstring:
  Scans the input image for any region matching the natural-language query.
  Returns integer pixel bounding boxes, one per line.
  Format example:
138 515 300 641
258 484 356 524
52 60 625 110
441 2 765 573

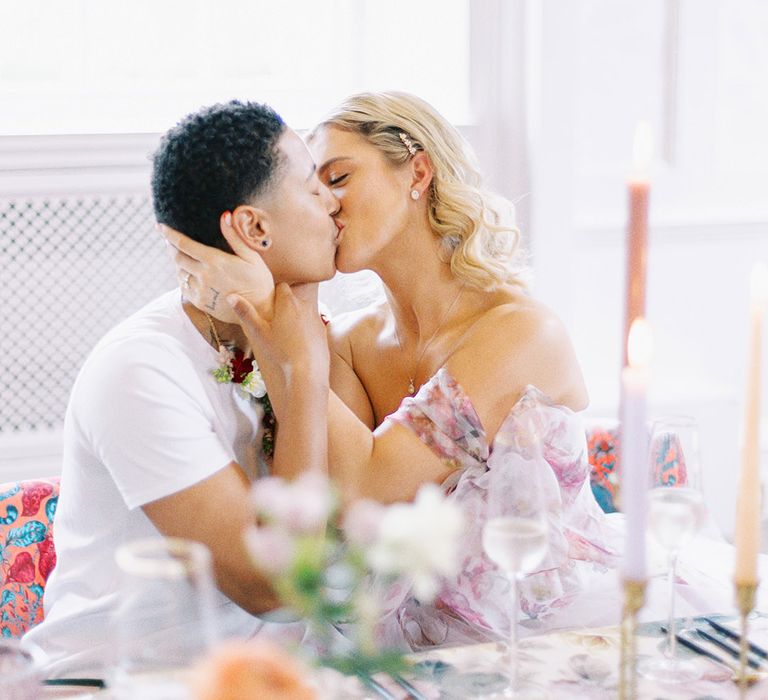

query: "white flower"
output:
240 367 267 399
366 484 465 601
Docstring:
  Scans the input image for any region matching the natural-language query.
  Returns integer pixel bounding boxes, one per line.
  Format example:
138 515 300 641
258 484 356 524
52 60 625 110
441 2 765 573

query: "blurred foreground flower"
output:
364 484 465 600
192 640 316 700
244 472 465 678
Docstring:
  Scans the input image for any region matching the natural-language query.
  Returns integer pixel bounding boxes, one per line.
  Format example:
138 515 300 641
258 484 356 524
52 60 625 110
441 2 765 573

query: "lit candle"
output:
623 122 653 366
734 262 768 585
621 318 654 581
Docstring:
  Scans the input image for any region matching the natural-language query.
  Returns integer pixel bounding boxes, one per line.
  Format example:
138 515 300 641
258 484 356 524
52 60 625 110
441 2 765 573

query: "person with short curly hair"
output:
152 100 288 252
23 100 342 677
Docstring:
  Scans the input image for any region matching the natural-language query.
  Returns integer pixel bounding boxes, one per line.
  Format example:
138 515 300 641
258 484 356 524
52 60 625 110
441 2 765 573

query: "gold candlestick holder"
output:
619 578 647 700
735 581 758 696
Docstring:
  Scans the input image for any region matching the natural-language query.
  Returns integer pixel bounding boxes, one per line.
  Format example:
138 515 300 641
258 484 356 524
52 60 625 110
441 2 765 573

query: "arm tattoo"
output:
204 287 220 312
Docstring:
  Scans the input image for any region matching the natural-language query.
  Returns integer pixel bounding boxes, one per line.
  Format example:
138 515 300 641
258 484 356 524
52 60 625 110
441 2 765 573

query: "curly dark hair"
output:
151 100 286 251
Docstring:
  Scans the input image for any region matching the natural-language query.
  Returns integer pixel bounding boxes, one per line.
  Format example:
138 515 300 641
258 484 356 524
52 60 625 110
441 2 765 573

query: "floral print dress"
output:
375 368 623 651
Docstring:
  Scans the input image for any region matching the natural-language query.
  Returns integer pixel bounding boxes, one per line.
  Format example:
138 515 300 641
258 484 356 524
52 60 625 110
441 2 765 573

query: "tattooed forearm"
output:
205 288 220 312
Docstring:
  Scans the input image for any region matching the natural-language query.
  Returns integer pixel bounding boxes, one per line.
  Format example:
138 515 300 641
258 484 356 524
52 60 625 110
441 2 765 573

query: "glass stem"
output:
667 550 678 658
510 573 520 690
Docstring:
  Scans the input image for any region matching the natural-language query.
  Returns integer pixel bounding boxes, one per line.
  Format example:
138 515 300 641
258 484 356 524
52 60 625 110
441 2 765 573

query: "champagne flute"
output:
481 451 549 697
640 416 705 683
111 537 219 698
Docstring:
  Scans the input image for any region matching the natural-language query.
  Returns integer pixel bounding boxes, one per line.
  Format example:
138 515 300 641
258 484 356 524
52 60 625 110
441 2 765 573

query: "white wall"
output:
515 0 768 537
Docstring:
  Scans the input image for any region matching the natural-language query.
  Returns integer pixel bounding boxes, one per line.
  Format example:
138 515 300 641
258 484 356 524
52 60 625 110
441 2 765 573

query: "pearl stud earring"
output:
410 189 420 201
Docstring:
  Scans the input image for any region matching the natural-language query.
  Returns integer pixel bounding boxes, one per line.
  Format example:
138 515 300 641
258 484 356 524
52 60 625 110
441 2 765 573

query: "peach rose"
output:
192 640 317 700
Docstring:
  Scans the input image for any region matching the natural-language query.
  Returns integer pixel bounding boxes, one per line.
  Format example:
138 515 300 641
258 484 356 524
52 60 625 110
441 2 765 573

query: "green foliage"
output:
321 650 411 678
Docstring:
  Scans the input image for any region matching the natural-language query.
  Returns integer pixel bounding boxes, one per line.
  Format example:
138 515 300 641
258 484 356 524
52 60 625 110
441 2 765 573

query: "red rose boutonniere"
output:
212 346 275 458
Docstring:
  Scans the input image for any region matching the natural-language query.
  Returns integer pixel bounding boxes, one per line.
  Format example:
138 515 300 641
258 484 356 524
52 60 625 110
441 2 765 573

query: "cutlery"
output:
362 674 399 700
694 627 762 669
704 617 768 660
44 678 106 688
661 625 764 686
659 625 734 670
392 673 429 700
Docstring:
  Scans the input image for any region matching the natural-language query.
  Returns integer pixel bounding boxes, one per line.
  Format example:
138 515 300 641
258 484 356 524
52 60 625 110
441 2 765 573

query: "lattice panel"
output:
0 194 175 434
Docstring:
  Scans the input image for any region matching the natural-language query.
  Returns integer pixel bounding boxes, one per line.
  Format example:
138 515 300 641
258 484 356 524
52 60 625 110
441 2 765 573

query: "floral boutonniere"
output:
212 345 275 458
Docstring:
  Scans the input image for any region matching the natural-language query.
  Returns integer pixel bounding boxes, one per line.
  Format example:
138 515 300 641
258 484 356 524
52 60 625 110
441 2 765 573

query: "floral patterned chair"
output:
585 420 687 515
586 422 621 514
0 478 59 638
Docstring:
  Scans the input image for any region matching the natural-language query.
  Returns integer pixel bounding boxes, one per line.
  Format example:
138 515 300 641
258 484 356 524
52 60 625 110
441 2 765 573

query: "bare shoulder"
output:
488 295 572 350
326 300 388 361
452 292 589 412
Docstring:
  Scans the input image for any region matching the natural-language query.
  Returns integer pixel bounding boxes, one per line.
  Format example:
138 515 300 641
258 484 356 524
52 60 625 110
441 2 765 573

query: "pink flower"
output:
250 478 297 530
287 471 335 533
243 525 295 576
341 498 386 547
250 472 334 534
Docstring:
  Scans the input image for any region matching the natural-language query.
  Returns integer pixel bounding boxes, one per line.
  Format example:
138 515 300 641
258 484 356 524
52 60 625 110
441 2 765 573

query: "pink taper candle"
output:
623 123 653 367
621 318 654 581
734 262 768 585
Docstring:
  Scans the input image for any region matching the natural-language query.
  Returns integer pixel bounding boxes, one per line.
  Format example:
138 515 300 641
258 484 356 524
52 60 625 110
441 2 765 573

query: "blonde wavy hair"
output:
309 91 526 290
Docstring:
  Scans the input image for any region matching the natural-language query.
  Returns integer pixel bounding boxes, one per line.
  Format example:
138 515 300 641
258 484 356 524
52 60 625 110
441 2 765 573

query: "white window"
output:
574 0 768 224
0 0 470 135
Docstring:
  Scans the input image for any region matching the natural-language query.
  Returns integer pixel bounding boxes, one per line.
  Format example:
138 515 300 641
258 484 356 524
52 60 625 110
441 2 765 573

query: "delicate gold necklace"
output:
393 285 465 395
203 311 225 350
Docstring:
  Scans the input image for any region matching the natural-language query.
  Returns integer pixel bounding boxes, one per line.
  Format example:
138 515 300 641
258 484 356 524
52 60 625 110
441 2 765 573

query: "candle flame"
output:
632 121 654 180
751 261 768 307
627 317 653 369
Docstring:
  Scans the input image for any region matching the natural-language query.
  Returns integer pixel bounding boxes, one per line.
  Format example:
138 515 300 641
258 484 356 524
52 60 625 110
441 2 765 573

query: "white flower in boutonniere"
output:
240 368 267 399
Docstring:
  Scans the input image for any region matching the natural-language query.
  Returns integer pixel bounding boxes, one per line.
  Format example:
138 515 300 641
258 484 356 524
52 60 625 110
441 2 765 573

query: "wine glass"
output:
110 537 219 698
640 415 705 683
481 450 549 697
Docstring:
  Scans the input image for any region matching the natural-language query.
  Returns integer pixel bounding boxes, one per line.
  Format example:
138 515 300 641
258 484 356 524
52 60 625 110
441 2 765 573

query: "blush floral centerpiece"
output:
243 471 465 680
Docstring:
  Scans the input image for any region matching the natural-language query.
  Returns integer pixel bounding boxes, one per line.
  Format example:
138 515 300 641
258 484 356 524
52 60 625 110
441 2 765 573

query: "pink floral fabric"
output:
0 478 59 638
380 369 621 651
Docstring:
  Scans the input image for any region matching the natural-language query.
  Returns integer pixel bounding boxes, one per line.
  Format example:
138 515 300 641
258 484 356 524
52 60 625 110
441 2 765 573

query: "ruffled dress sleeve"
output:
387 368 489 471
377 369 621 651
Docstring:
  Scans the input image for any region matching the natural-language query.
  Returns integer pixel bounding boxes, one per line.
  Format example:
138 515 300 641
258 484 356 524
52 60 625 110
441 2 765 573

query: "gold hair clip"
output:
398 132 417 157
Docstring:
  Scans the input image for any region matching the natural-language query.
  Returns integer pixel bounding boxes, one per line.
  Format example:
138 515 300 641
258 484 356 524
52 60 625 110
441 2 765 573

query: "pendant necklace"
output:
393 284 465 396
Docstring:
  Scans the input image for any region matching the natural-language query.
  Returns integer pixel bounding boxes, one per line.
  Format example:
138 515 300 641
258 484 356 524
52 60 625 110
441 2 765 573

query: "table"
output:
41 615 768 699
409 619 768 699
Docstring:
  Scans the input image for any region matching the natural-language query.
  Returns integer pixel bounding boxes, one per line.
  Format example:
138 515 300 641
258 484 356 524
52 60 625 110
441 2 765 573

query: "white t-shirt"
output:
23 290 274 677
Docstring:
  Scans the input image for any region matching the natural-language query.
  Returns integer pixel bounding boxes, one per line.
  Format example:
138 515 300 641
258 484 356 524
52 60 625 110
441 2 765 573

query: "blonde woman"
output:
164 92 620 649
